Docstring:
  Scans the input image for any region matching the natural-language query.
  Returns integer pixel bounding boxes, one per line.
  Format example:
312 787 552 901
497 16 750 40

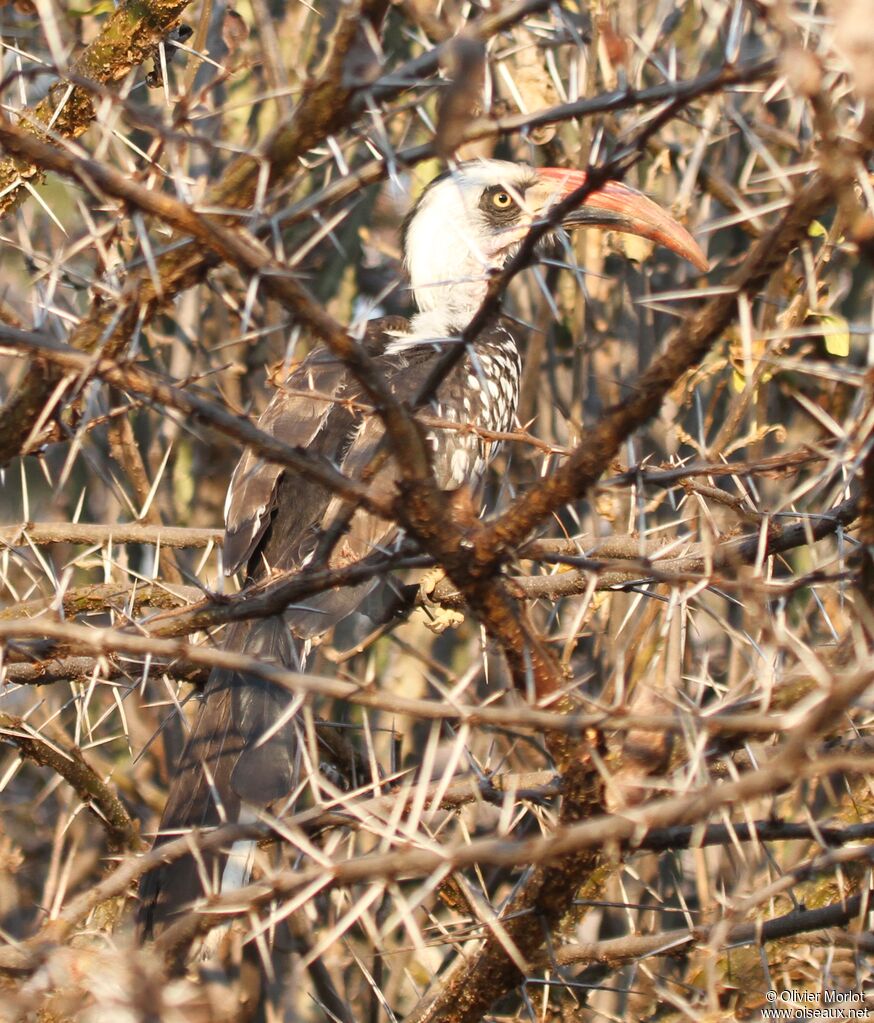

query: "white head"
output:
402 159 707 332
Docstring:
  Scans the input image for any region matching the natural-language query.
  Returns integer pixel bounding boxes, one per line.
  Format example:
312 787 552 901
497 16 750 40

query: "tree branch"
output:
0 523 221 549
0 712 142 854
0 0 193 220
0 326 391 518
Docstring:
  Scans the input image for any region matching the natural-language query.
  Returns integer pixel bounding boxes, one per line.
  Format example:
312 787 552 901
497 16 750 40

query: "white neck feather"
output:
404 178 503 330
382 309 463 354
406 235 496 329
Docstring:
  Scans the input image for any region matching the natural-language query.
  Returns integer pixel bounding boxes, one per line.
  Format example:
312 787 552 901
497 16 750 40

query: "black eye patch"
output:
479 185 524 224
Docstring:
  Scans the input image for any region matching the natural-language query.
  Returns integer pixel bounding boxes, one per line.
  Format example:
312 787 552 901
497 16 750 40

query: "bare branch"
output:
0 0 194 220
0 711 142 854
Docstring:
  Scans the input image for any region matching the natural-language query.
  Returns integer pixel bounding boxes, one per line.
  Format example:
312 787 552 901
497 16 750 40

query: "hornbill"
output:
138 159 706 941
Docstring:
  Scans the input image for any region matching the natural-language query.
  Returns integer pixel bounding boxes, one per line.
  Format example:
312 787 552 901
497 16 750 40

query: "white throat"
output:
405 211 498 328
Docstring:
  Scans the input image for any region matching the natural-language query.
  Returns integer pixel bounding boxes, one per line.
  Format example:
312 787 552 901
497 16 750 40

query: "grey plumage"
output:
137 158 705 943
137 316 522 938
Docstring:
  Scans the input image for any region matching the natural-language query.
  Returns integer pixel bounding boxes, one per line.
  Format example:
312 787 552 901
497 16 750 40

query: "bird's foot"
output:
417 569 464 634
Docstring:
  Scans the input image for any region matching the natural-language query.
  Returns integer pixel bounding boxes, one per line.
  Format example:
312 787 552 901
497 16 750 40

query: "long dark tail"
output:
137 615 302 941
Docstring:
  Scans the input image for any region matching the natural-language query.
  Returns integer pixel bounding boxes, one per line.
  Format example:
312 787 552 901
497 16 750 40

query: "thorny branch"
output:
0 711 142 854
1 1 873 1020
0 0 548 466
0 0 194 219
0 523 221 548
148 745 874 968
0 53 776 702
6 760 871 978
477 169 852 566
0 326 392 517
4 616 865 743
1 488 852 649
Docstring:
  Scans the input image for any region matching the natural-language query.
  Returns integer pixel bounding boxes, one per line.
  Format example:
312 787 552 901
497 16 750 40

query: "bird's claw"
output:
418 569 465 634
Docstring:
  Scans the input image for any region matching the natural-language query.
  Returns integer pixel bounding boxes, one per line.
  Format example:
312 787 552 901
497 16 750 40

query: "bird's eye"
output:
492 190 514 209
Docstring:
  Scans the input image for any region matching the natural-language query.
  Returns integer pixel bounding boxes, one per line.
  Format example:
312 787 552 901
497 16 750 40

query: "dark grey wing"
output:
226 330 480 635
223 316 410 580
223 351 353 578
137 615 299 939
140 319 427 939
137 319 515 939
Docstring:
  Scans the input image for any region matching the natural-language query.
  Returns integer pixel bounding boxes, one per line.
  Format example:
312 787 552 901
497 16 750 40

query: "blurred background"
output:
0 1 871 1020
